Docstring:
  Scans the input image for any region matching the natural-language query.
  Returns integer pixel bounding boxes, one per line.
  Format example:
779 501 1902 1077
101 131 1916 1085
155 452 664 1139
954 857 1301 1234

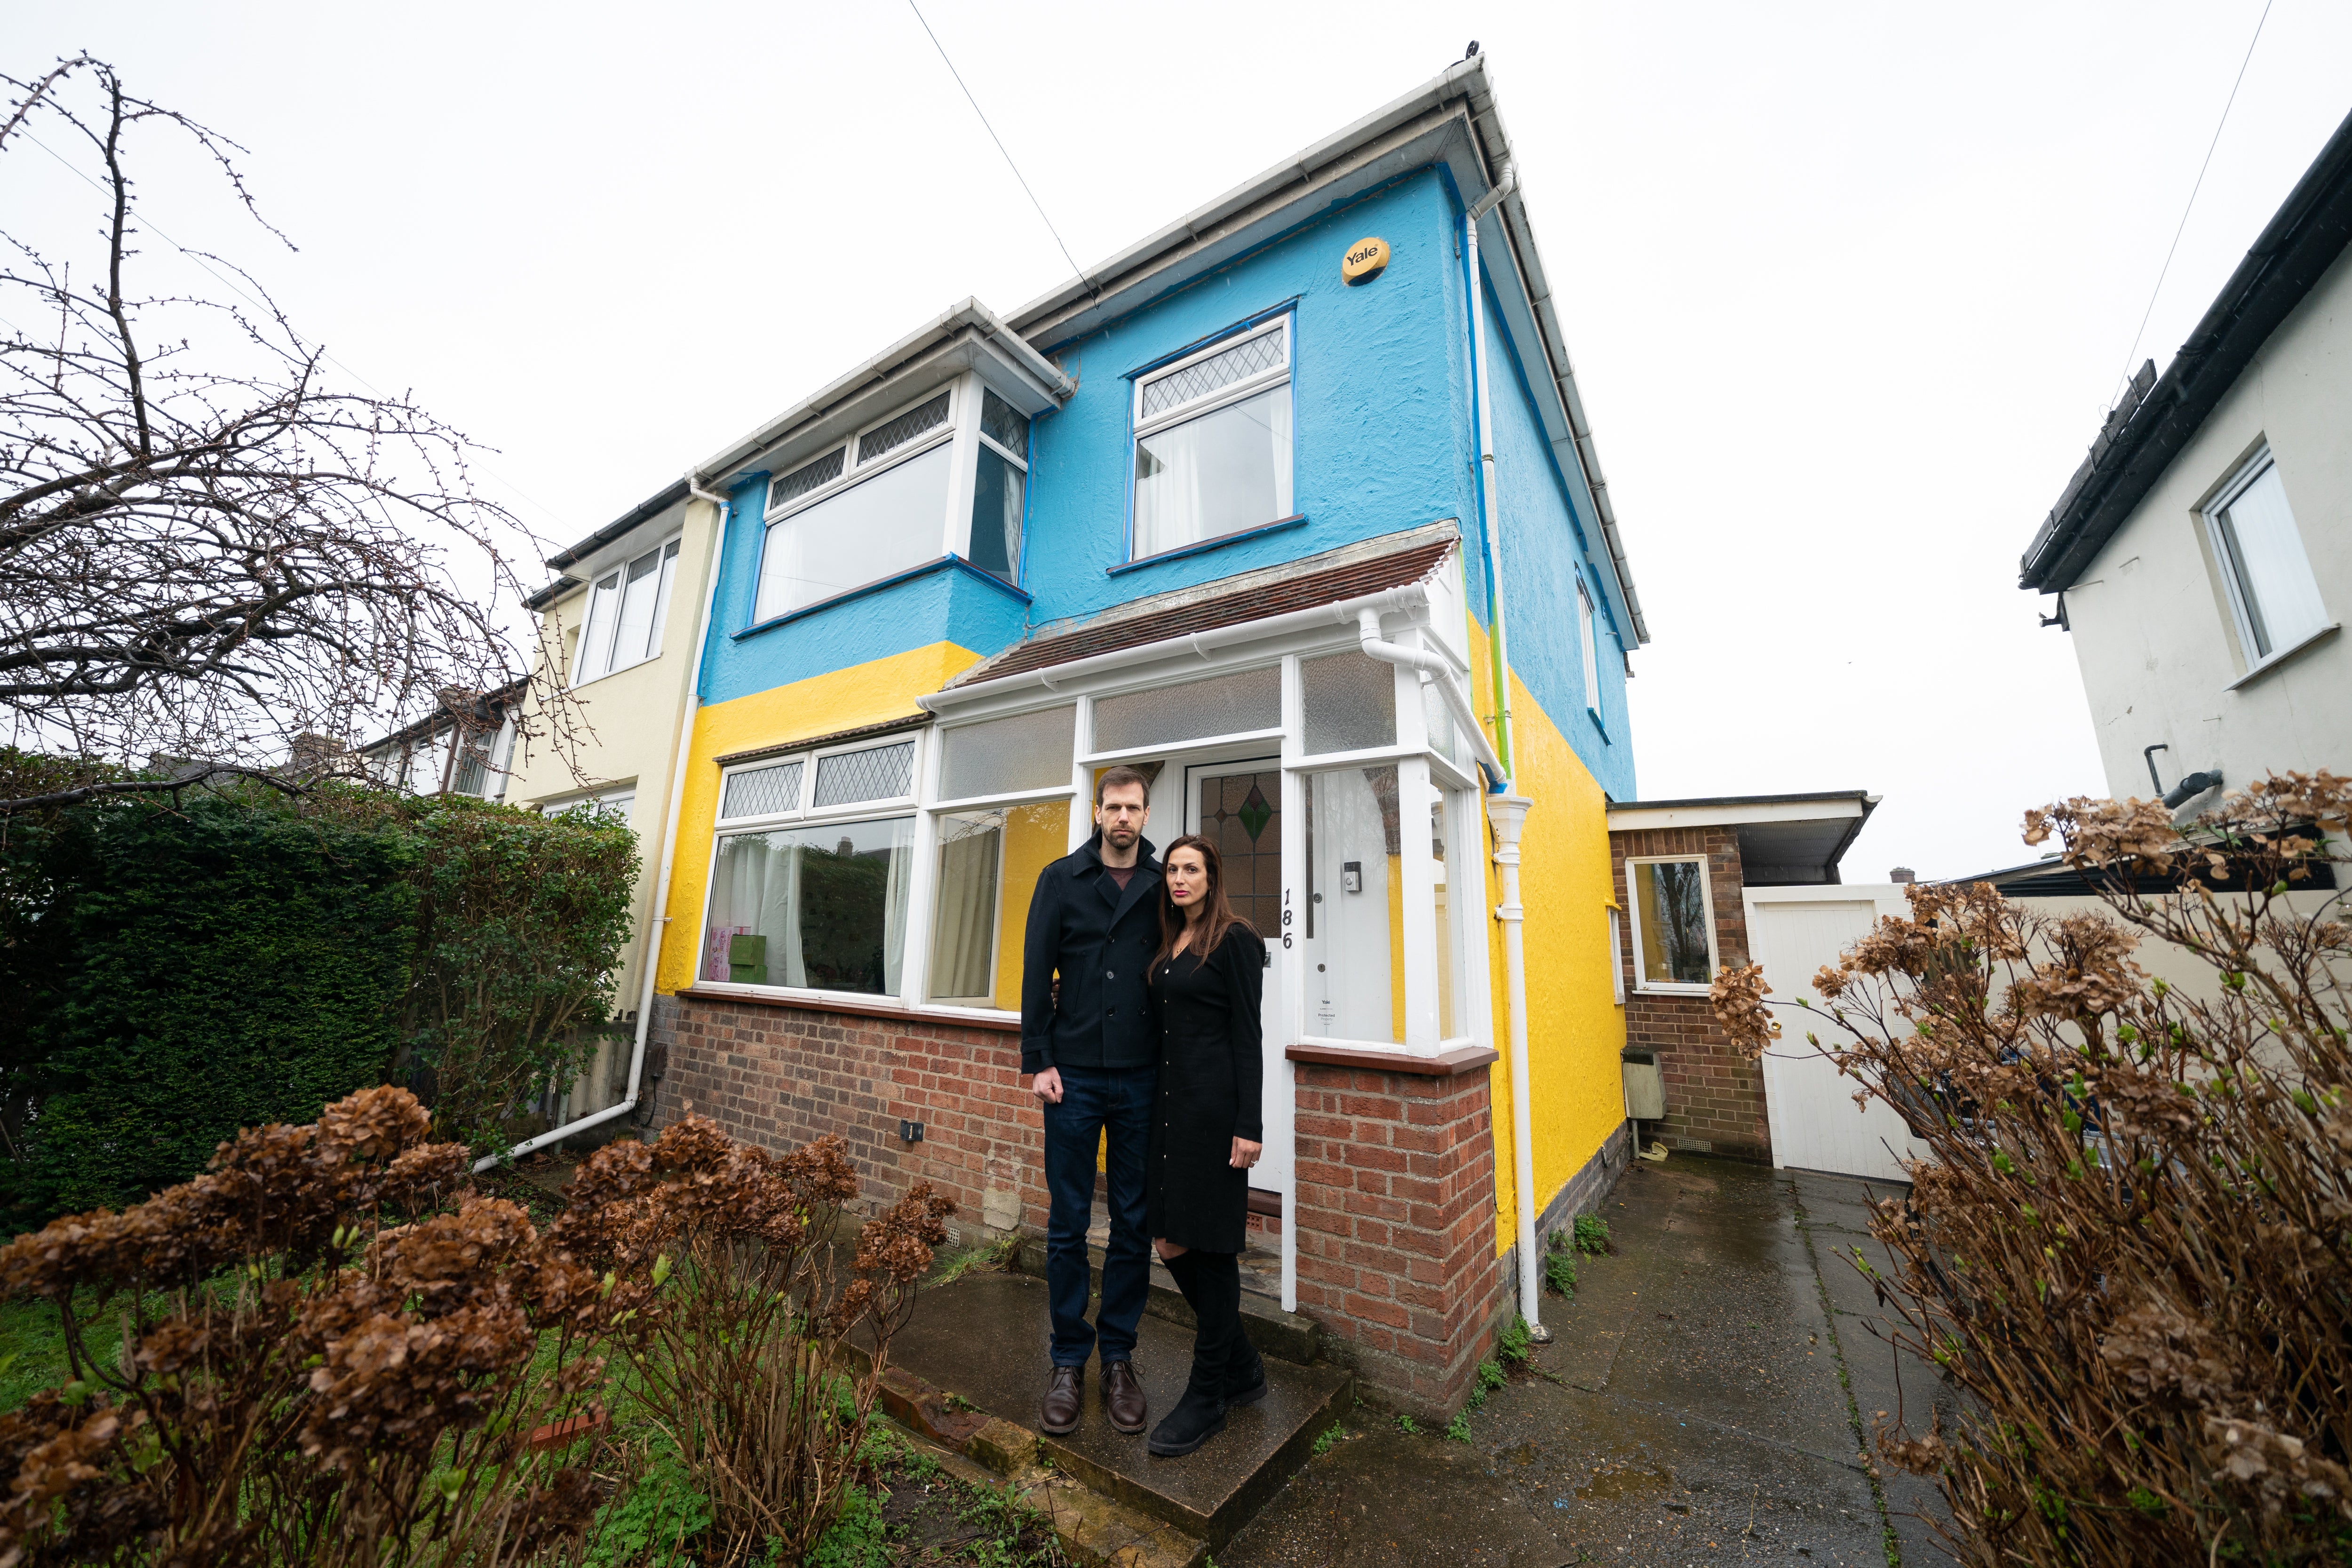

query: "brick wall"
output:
1290 1056 1507 1419
650 991 1050 1238
1610 827 1772 1162
651 992 1513 1416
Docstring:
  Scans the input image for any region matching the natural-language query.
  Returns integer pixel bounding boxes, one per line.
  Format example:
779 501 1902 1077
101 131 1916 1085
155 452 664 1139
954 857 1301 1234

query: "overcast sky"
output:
9 1 2349 877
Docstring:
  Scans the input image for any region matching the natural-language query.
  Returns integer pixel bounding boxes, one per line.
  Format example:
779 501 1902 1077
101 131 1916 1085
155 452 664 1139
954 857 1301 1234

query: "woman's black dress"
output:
1145 923 1266 1255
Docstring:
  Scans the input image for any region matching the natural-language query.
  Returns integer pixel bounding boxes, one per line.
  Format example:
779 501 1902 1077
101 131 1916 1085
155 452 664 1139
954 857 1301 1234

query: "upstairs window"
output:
1131 318 1292 560
2205 447 2329 666
970 389 1029 583
755 379 1033 624
1577 579 1601 715
573 538 682 685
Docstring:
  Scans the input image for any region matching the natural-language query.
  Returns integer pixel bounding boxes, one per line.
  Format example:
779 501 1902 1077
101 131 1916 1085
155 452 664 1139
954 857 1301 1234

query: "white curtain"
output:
928 817 1002 1001
882 822 914 993
1133 425 1205 559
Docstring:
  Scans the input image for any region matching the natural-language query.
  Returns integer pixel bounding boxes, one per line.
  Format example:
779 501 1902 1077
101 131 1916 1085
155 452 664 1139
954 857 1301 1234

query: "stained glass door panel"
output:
1186 760 1289 1194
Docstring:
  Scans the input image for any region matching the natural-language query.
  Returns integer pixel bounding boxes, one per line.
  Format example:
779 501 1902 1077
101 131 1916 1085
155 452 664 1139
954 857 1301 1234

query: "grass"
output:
1571 1214 1612 1255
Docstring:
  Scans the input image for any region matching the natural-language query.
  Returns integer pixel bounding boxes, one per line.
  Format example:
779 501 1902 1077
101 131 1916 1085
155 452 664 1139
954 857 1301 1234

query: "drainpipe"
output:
1465 169 1547 1342
475 477 734 1171
1354 608 1507 782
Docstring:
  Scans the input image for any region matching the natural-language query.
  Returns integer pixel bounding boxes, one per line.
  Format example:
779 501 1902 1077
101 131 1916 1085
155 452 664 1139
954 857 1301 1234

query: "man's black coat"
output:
1019 832 1163 1075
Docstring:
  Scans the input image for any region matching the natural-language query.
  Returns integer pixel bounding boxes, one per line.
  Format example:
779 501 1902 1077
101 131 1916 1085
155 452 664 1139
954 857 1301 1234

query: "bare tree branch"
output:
0 56 583 811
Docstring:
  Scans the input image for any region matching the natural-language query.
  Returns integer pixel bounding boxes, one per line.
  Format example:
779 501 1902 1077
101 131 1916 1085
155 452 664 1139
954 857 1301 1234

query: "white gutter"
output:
916 581 1436 713
1465 169 1546 1343
476 478 732 1171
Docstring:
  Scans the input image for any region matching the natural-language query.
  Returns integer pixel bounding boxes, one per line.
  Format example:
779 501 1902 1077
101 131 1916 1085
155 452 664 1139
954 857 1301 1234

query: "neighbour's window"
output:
555 789 635 825
1130 318 1293 560
2205 447 2329 664
701 818 915 994
1302 763 1403 1044
926 800 1071 1007
1577 580 1602 715
574 538 683 685
449 730 496 797
1627 858 1715 989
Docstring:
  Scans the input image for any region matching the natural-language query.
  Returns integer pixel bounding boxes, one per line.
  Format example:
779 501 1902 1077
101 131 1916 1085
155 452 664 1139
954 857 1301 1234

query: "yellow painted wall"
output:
1465 621 1627 1258
993 800 1073 1010
655 641 985 995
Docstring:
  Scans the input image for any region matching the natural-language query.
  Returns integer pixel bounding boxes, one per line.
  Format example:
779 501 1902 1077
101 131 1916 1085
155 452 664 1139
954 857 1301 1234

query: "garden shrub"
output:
392 793 637 1151
14 793 416 1215
1712 772 2352 1567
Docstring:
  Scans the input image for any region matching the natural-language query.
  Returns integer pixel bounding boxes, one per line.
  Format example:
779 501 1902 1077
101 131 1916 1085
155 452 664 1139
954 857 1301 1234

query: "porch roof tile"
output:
953 524 1459 686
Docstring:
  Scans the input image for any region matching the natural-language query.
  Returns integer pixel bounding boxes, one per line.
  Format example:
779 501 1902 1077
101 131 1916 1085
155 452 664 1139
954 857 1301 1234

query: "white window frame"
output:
1577 578 1602 716
1622 854 1719 994
2201 444 2333 674
698 732 928 1004
570 533 684 688
1128 316 1295 561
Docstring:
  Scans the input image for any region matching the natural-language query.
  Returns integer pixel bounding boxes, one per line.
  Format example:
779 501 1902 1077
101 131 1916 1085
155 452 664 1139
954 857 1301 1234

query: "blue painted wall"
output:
690 160 1634 804
1474 280 1636 800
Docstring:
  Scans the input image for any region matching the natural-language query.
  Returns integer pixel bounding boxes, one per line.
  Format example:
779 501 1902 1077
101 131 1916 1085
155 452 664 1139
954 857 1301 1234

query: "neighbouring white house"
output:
354 679 524 802
2022 104 2352 812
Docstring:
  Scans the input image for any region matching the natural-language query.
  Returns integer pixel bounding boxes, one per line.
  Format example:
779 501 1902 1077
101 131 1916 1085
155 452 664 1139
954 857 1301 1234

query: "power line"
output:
2113 0 2276 404
9 125 570 531
905 0 1095 299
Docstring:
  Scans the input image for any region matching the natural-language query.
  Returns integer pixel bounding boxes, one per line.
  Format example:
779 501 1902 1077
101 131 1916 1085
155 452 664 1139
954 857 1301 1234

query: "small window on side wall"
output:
2205 447 2330 666
1627 857 1715 990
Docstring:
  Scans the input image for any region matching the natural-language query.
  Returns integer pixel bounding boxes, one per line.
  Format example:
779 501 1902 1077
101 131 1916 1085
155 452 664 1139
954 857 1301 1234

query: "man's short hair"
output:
1095 765 1152 807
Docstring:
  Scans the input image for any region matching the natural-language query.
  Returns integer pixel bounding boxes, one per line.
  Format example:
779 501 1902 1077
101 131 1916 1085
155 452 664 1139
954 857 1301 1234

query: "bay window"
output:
573 537 683 685
703 736 923 996
1131 318 1293 560
754 376 1033 626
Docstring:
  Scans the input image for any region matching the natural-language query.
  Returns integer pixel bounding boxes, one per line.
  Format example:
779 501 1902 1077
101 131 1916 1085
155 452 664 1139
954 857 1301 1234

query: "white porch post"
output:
1485 792 1547 1340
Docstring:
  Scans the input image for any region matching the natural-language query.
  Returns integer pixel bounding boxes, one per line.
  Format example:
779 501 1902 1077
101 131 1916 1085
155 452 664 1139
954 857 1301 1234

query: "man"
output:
1020 765 1161 1438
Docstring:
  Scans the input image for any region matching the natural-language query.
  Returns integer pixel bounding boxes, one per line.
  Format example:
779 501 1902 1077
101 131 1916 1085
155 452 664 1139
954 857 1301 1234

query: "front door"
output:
1184 759 1290 1193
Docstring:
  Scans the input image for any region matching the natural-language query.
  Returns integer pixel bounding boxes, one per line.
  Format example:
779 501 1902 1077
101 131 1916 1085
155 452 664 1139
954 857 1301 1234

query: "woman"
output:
1143 833 1269 1458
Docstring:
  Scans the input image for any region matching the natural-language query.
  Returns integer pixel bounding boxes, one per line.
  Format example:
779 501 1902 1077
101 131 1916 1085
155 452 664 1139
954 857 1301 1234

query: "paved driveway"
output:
1223 1155 1962 1567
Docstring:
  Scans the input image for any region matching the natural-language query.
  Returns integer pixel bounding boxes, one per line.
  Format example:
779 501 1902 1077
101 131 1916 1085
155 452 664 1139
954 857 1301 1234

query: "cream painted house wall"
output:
2062 243 2352 802
504 492 722 1047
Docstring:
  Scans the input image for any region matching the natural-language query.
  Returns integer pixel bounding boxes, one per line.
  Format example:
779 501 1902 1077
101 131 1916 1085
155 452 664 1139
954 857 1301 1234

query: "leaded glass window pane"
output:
813 740 915 807
980 388 1030 457
1138 323 1287 422
1301 651 1397 755
721 760 803 820
939 707 1073 800
771 448 844 510
858 391 951 464
1090 665 1281 753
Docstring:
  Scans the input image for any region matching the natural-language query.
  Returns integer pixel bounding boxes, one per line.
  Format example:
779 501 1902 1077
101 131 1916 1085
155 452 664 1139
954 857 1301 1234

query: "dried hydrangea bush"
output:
0 1090 953 1568
1713 772 2352 1566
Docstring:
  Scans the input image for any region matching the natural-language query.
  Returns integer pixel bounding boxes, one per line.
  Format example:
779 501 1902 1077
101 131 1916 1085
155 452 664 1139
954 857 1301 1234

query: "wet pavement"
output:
1221 1156 1961 1567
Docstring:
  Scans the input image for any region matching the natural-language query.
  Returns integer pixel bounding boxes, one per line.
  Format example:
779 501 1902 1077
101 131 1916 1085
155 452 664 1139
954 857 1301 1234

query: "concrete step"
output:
884 1269 1353 1552
1016 1234 1322 1367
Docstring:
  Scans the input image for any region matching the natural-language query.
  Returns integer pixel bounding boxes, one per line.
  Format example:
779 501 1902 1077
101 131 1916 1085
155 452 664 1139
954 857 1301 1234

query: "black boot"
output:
1150 1250 1236 1457
1198 1251 1267 1406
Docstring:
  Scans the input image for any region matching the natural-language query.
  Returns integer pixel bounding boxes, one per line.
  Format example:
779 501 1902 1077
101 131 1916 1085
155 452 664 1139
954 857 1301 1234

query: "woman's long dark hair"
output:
1152 833 1256 973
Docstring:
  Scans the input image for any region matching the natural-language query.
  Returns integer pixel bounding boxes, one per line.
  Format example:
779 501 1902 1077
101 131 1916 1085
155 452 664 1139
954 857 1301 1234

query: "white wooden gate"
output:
1744 888 1928 1182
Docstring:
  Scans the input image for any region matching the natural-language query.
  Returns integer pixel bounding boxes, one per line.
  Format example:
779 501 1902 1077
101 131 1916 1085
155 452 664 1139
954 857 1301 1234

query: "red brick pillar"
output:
1288 1045 1506 1419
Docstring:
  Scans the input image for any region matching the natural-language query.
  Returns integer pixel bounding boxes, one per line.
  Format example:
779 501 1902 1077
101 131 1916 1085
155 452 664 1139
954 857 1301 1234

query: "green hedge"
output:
15 796 416 1216
0 772 639 1221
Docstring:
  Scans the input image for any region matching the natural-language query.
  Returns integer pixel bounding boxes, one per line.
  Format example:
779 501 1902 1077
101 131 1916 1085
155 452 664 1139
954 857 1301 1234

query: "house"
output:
1605 791 1929 1183
355 679 525 801
2023 103 2352 809
632 55 1648 1417
492 480 727 1150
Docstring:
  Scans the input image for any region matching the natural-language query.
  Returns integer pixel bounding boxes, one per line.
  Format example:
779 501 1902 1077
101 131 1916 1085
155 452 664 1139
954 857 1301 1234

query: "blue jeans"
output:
1041 1065 1153 1367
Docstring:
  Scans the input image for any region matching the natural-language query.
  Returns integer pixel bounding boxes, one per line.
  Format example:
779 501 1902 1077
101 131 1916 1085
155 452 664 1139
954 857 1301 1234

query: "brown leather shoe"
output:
1103 1359 1147 1435
1040 1365 1083 1436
